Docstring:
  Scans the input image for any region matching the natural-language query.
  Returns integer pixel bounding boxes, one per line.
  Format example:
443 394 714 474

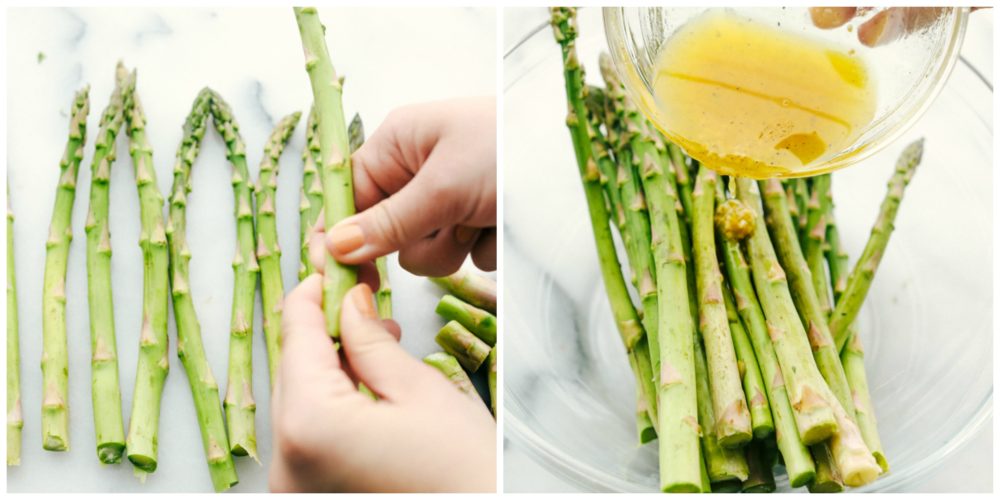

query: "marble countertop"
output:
7 6 495 493
502 7 993 494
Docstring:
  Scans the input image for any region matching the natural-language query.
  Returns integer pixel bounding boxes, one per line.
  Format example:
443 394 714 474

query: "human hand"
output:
809 7 973 47
269 277 496 492
317 97 497 277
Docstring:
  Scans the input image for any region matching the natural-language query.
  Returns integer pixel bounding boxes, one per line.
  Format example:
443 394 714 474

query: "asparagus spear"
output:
827 186 888 472
167 89 238 491
737 178 880 487
298 107 323 280
436 295 497 346
488 346 497 416
742 441 776 493
85 64 131 465
721 286 772 438
423 352 478 401
549 7 656 447
693 324 749 483
668 145 695 228
40 86 90 453
803 175 834 317
759 178 856 418
435 321 491 373
793 178 810 245
632 108 700 491
691 169 752 448
295 6 357 339
205 90 259 460
8 194 22 465
430 268 497 314
374 257 393 320
797 175 847 492
809 443 845 492
256 111 302 389
122 70 171 473
594 69 661 427
716 191 815 487
829 139 924 351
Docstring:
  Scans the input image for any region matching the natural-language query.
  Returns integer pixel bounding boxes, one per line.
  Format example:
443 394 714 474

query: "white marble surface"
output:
6 6 495 492
503 7 993 494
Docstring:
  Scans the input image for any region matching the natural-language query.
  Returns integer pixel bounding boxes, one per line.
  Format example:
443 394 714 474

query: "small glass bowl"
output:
603 7 969 177
503 6 991 492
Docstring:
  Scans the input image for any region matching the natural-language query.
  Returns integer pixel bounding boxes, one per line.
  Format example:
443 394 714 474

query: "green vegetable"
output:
435 321 490 373
166 89 238 492
435 294 497 346
294 6 357 339
122 68 171 473
206 90 260 461
256 111 302 388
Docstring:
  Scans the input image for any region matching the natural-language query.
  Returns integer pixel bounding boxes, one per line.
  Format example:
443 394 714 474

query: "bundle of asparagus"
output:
550 7 919 492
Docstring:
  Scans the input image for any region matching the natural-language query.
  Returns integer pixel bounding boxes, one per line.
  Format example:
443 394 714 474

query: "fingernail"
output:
350 284 377 319
454 225 480 244
327 224 365 255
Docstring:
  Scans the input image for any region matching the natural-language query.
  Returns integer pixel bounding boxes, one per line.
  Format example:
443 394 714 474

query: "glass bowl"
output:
603 7 969 177
503 7 991 492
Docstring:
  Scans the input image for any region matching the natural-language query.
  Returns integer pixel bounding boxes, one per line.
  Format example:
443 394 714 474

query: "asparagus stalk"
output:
488 346 497 416
631 111 700 491
8 194 22 465
436 294 497 346
693 325 749 483
167 89 238 491
295 6 357 339
122 70 171 473
256 111 301 390
205 90 259 460
759 178 856 417
691 169 752 447
742 442 776 493
435 320 491 373
829 139 924 351
40 86 90 452
430 269 497 314
85 64 131 465
803 175 834 317
721 286 772 438
594 71 660 426
423 352 478 401
734 178 835 444
716 190 815 487
298 107 324 280
799 175 846 493
669 144 695 228
809 442 845 492
793 178 810 245
549 7 656 447
827 187 888 472
738 178 880 486
344 112 393 320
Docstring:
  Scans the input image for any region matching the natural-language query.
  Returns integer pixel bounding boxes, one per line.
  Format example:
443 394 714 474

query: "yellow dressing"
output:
647 10 876 177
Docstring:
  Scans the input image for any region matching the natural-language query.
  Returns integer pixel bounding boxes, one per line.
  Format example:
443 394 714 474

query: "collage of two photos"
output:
6 4 993 494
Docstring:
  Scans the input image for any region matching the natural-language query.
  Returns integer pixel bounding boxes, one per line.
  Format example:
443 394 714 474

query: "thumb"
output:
339 284 447 403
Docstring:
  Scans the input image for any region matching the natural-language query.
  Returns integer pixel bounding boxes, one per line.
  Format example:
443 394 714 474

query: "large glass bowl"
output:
603 7 969 177
503 7 991 492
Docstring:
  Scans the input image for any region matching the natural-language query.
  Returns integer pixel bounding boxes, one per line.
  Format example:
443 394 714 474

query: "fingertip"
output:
809 7 857 29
